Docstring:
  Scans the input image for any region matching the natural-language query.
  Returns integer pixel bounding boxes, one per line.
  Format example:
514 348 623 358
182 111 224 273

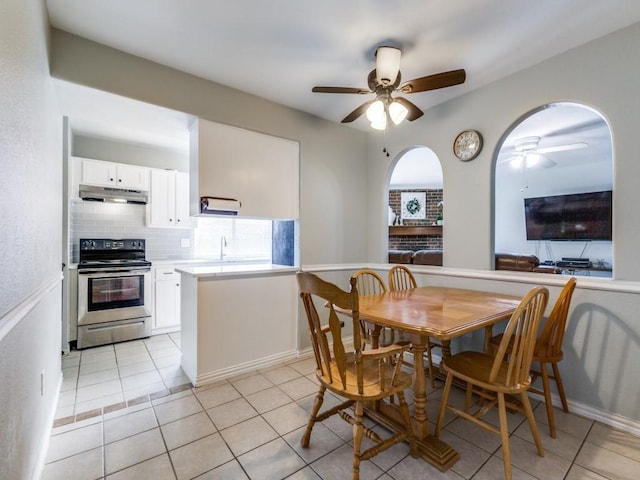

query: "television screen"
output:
524 191 612 241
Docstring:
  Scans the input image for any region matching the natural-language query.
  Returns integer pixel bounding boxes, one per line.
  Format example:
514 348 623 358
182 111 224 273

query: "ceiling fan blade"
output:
537 142 588 154
393 97 424 121
312 86 370 94
400 69 466 94
341 100 374 123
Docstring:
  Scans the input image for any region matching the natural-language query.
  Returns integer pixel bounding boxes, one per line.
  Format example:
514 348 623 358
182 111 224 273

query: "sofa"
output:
495 253 561 274
412 249 443 266
388 249 443 266
388 250 414 264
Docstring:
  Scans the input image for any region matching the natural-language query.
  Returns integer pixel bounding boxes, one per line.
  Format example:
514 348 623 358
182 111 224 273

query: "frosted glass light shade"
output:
370 116 387 130
388 101 408 125
366 100 385 123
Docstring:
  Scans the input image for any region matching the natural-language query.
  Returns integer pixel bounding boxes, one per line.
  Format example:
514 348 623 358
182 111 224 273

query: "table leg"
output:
367 333 460 471
410 341 429 439
440 339 452 358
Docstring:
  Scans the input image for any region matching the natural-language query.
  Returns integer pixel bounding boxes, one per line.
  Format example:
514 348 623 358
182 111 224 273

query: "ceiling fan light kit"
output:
312 46 466 129
388 101 409 124
500 135 588 169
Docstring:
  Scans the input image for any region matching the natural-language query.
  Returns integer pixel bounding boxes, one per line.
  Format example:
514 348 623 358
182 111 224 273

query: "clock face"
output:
454 130 483 161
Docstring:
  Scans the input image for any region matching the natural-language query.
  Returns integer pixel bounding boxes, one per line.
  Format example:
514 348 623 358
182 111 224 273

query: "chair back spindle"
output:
388 265 417 292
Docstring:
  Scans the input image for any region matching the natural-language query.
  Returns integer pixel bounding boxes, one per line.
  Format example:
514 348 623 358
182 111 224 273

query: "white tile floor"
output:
44 335 640 479
54 333 189 422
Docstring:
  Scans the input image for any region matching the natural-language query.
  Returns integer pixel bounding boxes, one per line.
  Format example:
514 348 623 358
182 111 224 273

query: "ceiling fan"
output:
498 136 588 169
312 46 466 129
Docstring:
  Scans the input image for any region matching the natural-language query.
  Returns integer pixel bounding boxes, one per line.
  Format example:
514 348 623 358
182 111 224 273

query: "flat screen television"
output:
524 191 612 241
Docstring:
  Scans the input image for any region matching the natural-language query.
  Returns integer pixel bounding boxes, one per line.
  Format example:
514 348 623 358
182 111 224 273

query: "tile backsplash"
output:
70 200 193 262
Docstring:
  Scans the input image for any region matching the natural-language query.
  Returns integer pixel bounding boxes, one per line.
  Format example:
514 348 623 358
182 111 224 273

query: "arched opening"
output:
387 146 444 266
494 102 613 277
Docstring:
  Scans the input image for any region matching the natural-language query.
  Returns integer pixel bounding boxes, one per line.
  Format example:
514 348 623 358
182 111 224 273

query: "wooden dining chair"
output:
435 286 549 480
296 271 417 480
388 265 440 389
352 269 395 347
490 276 577 438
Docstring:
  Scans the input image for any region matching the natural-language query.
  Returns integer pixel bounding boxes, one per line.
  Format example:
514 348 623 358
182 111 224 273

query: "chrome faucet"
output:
220 235 227 260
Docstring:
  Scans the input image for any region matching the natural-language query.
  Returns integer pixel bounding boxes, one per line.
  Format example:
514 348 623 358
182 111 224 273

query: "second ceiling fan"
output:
312 46 466 129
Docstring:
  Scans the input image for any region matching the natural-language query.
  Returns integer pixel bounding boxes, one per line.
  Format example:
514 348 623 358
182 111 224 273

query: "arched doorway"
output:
387 146 444 265
494 102 613 277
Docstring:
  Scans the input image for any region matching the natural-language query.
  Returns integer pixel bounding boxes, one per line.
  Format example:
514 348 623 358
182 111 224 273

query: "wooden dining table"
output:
357 285 522 471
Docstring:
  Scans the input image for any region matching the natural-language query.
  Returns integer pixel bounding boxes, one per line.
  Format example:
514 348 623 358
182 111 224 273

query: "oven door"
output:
78 268 151 327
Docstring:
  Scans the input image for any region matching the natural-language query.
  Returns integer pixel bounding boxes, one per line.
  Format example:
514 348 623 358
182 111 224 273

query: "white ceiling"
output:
47 1 640 135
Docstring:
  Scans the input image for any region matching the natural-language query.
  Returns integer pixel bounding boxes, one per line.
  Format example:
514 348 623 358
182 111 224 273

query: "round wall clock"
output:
453 129 483 161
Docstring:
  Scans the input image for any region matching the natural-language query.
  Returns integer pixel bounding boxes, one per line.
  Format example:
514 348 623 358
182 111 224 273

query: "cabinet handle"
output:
118 178 122 182
169 218 173 222
110 178 114 182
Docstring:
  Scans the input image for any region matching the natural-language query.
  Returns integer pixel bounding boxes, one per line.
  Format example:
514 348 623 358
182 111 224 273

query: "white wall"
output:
0 0 63 478
73 134 190 172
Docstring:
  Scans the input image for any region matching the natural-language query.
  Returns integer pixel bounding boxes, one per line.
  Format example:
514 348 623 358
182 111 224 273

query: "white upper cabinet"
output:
190 119 299 219
148 169 193 228
80 158 149 190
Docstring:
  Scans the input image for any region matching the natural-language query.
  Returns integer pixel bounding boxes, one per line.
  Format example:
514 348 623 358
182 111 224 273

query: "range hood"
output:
79 184 148 204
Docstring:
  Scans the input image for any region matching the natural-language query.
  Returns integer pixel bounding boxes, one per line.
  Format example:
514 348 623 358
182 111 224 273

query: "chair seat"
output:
443 351 532 394
321 353 413 401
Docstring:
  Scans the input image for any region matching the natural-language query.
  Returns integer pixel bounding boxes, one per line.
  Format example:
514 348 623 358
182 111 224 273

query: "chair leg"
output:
397 391 418 457
435 372 454 437
301 385 325 448
352 401 364 480
521 391 544 457
425 340 435 389
551 361 569 413
539 361 557 438
464 383 474 412
497 392 512 480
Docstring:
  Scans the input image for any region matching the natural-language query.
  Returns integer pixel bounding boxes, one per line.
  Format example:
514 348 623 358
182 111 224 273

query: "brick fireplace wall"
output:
389 189 443 251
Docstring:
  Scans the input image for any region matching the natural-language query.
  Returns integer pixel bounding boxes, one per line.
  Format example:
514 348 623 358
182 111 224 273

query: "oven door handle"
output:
78 268 151 276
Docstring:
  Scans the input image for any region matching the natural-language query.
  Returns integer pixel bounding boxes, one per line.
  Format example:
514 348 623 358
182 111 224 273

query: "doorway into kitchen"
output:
387 146 444 266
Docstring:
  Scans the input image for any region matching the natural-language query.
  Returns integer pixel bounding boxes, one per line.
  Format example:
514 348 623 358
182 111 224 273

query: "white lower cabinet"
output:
153 267 181 332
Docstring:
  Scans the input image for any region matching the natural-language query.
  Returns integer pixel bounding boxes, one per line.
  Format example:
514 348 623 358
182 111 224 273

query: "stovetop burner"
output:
78 238 151 270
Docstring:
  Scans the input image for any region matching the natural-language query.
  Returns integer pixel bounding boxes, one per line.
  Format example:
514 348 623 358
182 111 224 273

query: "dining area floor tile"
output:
45 334 640 479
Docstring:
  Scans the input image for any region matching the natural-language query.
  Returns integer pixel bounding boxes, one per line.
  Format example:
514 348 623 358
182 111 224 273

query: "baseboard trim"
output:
194 349 299 387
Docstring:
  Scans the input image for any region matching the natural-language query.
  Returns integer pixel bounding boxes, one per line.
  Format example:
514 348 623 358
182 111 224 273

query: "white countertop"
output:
175 262 297 278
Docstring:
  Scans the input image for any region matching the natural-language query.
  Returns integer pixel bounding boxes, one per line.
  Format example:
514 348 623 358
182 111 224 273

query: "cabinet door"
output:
116 164 150 190
192 119 299 219
149 169 176 227
154 273 181 329
81 159 116 186
174 172 192 226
